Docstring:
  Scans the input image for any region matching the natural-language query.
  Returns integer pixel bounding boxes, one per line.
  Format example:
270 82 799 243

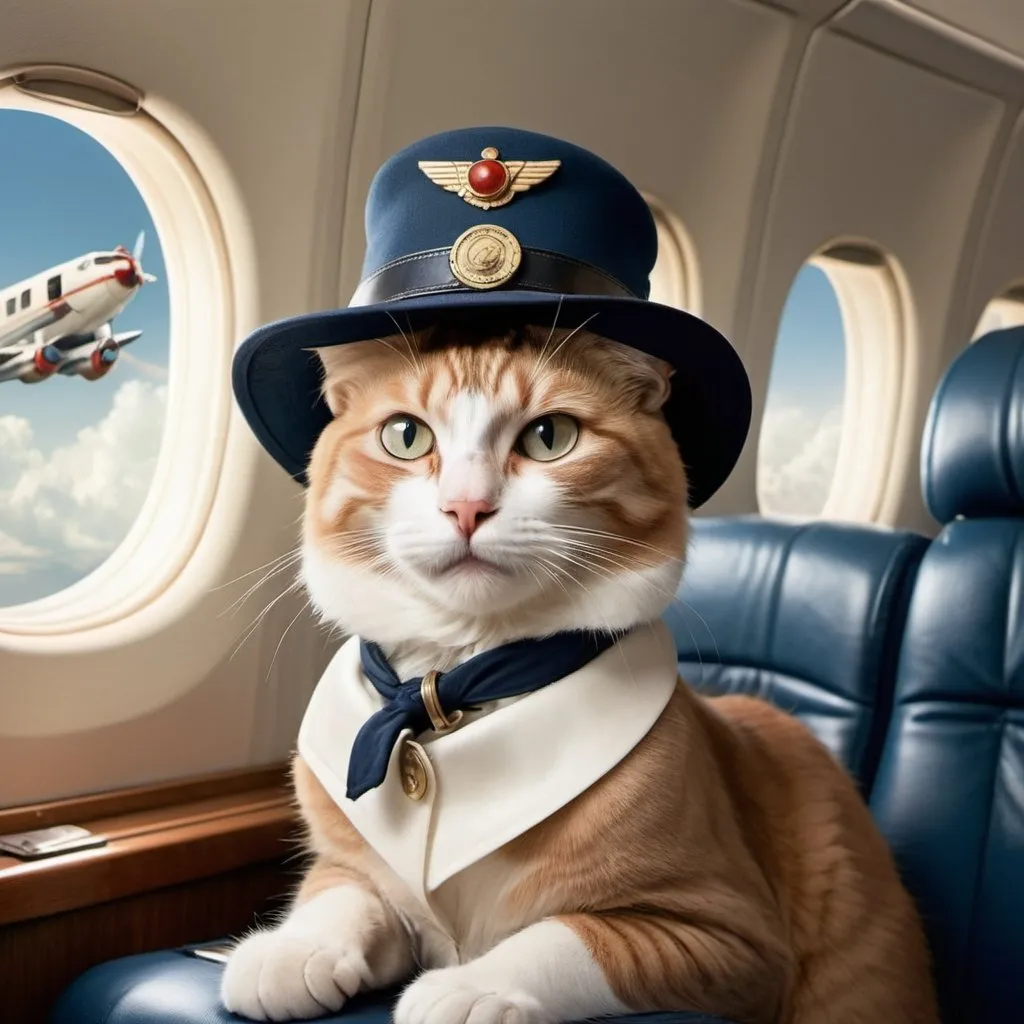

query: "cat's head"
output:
301 321 688 656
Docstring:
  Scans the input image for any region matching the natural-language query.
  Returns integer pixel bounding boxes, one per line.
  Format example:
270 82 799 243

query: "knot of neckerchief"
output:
346 629 625 799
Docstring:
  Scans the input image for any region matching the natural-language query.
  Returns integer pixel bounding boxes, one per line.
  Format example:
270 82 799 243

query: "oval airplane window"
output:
645 195 699 312
756 264 846 518
0 82 245 654
0 109 169 607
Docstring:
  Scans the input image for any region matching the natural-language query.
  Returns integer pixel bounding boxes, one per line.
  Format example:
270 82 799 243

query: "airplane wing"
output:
0 302 70 349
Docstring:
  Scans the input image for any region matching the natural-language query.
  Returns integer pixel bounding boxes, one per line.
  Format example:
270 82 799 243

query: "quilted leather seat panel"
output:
664 515 927 792
869 327 1024 1023
869 521 1024 1022
921 326 1024 523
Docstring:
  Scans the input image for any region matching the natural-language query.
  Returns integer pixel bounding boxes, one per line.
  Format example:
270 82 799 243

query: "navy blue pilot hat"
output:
232 126 751 508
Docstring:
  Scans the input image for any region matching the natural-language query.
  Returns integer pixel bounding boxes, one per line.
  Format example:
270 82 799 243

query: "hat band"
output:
349 246 636 307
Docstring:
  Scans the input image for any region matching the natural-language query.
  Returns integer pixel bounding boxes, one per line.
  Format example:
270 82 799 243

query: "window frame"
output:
643 193 700 315
0 83 255 660
757 242 915 525
972 284 1024 340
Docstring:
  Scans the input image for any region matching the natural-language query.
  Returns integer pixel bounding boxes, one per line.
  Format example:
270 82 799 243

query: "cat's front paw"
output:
221 928 373 1021
395 966 551 1024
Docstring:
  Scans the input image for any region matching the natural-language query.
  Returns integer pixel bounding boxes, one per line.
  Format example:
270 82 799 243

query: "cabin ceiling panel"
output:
746 30 1002 528
751 30 1001 368
902 0 1024 61
0 0 369 320
834 0 1024 98
339 0 795 337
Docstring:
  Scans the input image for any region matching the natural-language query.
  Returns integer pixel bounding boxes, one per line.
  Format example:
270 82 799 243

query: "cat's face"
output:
301 323 688 652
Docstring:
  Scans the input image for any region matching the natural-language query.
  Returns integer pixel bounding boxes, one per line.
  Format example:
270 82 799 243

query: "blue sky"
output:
0 108 846 606
764 262 845 417
0 110 169 450
0 109 170 605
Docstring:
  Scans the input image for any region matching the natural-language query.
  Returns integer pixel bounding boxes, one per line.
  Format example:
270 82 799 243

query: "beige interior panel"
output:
1 0 1022 802
339 0 794 342
735 29 1003 528
903 0 1024 59
961 112 1024 339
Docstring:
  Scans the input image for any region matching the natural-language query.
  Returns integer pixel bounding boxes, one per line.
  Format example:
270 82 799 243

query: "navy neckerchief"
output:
346 629 624 799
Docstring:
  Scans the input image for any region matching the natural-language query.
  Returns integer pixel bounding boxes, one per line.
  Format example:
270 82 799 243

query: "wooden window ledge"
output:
0 765 298 926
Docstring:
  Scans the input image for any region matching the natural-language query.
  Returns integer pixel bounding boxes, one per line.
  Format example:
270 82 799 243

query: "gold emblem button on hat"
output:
449 224 522 290
400 741 429 801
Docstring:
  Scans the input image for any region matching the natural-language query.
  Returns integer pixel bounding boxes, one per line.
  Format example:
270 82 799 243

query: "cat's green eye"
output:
516 414 580 462
380 414 434 460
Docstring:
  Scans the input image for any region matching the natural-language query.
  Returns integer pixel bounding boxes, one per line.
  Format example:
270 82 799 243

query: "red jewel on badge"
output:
467 154 509 198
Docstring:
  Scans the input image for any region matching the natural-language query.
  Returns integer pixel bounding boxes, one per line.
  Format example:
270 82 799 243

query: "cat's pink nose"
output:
441 499 496 538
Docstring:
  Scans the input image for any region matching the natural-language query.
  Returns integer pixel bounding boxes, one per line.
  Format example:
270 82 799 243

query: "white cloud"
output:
757 403 843 517
0 380 167 597
0 530 45 559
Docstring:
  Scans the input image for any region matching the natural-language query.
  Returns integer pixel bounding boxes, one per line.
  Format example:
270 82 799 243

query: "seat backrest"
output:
869 327 1024 1023
665 515 927 794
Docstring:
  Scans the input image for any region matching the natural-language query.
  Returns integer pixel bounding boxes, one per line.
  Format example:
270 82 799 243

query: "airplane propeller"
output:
117 229 157 286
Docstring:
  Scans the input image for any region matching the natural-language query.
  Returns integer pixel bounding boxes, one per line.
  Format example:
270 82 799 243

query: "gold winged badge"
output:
418 147 560 210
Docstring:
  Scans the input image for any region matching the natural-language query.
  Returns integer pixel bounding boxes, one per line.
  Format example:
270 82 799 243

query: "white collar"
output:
297 620 679 899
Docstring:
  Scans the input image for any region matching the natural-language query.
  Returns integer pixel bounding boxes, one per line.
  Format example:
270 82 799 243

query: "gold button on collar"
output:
400 741 429 801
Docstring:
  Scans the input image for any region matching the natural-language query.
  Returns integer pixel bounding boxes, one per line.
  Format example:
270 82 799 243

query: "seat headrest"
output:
922 326 1024 523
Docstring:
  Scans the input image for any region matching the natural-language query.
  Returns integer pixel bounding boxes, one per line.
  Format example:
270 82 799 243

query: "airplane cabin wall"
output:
1 0 1022 804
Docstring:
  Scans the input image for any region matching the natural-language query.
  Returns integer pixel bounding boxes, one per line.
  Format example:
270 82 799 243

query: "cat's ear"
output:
591 340 674 412
313 346 354 416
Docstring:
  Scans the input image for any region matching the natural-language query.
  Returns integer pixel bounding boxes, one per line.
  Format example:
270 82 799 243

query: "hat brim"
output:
232 290 751 509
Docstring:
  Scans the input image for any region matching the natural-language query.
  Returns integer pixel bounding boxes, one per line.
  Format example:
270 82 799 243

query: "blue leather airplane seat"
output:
665 515 928 794
869 326 1024 1024
48 946 734 1024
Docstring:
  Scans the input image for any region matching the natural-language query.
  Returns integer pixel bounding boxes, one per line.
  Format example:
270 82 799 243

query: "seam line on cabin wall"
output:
709 0 851 512
954 104 1024 347
319 0 374 311
731 0 857 382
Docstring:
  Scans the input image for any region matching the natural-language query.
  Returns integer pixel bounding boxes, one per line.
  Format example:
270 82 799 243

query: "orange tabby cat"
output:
221 322 939 1024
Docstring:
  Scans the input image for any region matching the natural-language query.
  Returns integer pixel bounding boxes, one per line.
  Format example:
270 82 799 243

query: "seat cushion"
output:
664 516 927 794
869 518 1024 1023
49 947 739 1024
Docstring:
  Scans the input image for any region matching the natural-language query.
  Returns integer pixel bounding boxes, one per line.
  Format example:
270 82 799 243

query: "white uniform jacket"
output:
297 620 680 911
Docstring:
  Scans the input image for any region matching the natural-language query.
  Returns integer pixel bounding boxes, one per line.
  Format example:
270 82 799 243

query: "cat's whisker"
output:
541 545 617 584
221 553 304 618
527 293 566 387
265 598 313 684
563 543 686 605
549 523 685 562
532 312 600 380
559 539 674 583
371 335 418 373
536 553 621 638
679 600 720 670
384 310 424 374
230 577 304 661
214 547 302 592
